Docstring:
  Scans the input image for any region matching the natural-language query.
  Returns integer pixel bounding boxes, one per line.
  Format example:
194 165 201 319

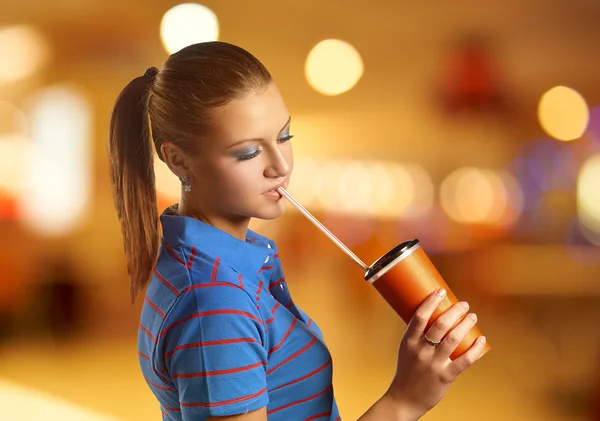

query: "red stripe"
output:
145 296 166 318
164 241 186 265
272 358 332 392
274 253 280 258
269 319 297 355
335 417 341 421
266 337 317 375
210 258 220 282
145 377 174 391
165 338 258 358
173 361 267 378
139 324 156 343
182 387 266 408
186 246 196 269
265 302 280 325
162 406 181 411
285 302 294 309
255 281 263 295
271 302 280 315
307 319 313 328
267 384 332 415
238 273 244 288
305 412 332 421
181 282 243 294
258 265 273 274
138 351 150 361
269 278 285 290
161 310 264 338
154 269 180 296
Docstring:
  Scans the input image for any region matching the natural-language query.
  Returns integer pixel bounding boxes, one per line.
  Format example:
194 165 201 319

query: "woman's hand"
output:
386 289 487 419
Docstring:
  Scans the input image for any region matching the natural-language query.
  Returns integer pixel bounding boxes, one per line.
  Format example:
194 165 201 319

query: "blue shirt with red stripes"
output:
138 207 341 420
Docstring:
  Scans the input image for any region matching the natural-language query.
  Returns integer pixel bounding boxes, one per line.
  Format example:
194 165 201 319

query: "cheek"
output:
217 163 259 195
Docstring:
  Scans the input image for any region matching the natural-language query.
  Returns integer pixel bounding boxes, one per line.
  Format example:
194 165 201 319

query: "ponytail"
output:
108 73 159 302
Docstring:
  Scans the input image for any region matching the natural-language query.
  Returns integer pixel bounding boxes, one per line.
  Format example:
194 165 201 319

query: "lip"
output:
264 180 287 194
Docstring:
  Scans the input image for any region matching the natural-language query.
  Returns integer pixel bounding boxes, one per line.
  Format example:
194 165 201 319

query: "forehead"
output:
209 83 290 145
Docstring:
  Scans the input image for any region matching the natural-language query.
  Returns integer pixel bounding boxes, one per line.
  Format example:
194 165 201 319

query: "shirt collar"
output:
159 206 272 277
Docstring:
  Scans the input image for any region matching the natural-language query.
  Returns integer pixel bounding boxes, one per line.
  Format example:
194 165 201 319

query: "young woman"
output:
108 41 486 421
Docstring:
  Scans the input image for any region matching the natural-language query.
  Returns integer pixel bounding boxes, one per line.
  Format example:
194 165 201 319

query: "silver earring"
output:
179 176 192 193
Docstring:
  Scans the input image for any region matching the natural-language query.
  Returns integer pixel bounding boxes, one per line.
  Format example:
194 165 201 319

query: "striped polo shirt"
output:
138 207 341 421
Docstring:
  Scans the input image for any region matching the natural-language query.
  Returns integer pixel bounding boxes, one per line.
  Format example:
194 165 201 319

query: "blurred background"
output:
1 0 600 420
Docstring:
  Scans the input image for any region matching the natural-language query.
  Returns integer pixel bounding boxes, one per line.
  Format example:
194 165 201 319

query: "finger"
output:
406 288 447 339
435 312 478 360
424 301 469 342
446 336 487 381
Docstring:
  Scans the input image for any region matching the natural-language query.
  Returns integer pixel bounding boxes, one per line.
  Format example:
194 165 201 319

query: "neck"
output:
176 198 250 242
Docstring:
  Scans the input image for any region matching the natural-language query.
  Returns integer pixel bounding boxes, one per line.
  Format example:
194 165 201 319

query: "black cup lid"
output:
364 239 420 281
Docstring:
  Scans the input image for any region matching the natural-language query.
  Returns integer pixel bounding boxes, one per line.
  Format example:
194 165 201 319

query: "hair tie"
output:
144 66 159 83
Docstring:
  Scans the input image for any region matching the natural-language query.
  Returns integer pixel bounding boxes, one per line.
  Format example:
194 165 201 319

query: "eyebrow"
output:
227 116 292 149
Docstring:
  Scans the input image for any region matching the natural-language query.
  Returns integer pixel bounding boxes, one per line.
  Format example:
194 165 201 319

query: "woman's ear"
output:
160 142 190 178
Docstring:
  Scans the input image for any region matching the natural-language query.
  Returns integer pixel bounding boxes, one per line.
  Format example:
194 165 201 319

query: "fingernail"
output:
437 288 447 297
479 336 486 344
460 301 469 309
469 313 477 321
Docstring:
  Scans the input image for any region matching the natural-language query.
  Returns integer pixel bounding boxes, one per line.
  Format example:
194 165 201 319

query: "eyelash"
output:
236 134 294 161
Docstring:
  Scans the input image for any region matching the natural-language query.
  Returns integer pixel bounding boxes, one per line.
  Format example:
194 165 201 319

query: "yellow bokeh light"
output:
440 167 517 225
160 3 219 55
577 154 600 235
287 157 323 209
305 39 364 96
0 25 49 84
538 86 589 141
21 84 92 236
402 164 435 219
365 161 395 212
381 163 416 218
497 171 524 227
316 160 345 209
338 161 372 213
0 135 30 196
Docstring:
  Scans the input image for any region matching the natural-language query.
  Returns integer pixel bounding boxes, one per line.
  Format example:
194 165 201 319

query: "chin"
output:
254 199 287 220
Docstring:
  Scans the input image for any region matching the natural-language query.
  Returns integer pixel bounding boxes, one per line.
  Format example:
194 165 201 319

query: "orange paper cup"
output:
364 239 491 360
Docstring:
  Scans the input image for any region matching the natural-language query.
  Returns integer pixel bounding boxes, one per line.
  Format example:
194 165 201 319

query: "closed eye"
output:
278 134 294 143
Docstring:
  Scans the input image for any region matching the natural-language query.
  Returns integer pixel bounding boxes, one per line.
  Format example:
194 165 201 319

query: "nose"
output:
264 148 291 179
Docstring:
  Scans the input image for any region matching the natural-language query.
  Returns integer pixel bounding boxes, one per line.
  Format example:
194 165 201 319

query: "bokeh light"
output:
538 86 589 141
0 25 49 84
577 154 600 241
440 167 521 225
160 3 219 54
20 84 92 236
400 164 435 219
305 39 364 96
338 161 373 214
287 157 323 209
565 218 600 266
0 135 30 197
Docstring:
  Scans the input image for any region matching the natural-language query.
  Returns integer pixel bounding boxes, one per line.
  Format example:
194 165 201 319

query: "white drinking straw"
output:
277 187 369 272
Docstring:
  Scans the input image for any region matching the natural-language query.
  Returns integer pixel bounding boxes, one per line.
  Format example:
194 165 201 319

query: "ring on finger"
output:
424 334 441 346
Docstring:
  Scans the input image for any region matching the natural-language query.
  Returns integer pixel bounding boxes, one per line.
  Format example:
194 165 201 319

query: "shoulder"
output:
156 239 250 289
